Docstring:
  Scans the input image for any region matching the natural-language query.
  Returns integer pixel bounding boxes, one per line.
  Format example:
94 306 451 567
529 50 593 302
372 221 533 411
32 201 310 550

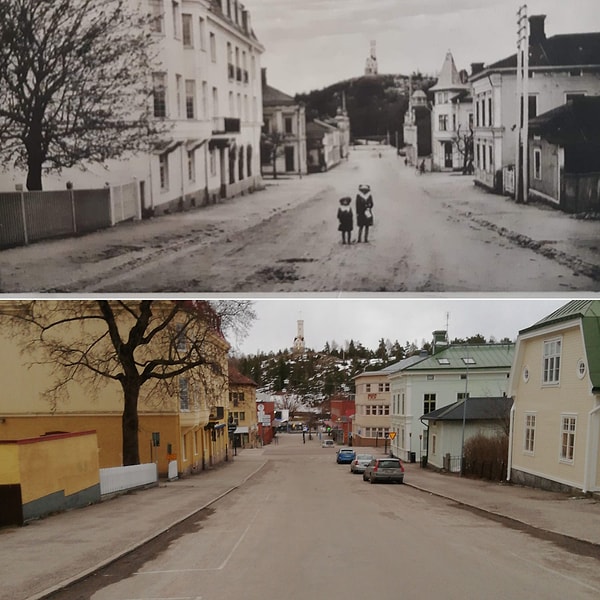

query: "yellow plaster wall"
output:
17 432 99 504
0 444 20 484
512 325 591 486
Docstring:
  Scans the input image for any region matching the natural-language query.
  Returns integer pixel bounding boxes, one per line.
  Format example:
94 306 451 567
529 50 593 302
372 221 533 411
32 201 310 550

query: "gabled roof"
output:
421 396 513 421
228 364 258 387
354 354 428 380
529 96 600 144
405 344 515 371
263 84 297 107
485 32 600 71
519 300 600 391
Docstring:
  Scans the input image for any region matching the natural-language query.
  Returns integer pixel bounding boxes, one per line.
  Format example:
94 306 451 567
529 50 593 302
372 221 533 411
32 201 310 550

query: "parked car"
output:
321 439 335 448
350 453 374 474
336 447 356 464
363 457 405 484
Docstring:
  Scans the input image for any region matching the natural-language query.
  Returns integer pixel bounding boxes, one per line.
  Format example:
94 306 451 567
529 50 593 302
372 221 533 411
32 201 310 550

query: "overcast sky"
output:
243 0 600 95
230 297 573 356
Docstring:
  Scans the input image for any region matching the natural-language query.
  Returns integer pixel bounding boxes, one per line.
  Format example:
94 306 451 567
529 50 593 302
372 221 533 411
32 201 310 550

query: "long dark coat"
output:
337 206 353 232
356 192 374 227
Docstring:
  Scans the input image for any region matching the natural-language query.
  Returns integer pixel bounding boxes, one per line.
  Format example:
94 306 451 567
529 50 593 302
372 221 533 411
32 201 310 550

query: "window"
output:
488 145 493 172
187 150 195 181
182 13 193 47
438 114 448 131
543 338 561 384
227 42 234 79
175 323 186 351
528 94 537 119
172 1 180 39
566 92 585 103
577 359 586 379
378 382 390 392
285 116 293 134
560 415 576 462
423 393 436 414
487 97 492 126
533 147 541 180
209 32 216 62
524 413 535 453
152 73 167 117
176 74 182 117
228 91 234 116
475 101 480 127
212 87 218 118
457 392 470 401
198 17 206 50
427 374 434 380
437 358 450 365
229 391 245 406
462 357 476 365
159 153 169 190
202 81 208 118
432 434 437 455
365 383 371 392
179 377 189 410
185 80 195 119
149 0 164 33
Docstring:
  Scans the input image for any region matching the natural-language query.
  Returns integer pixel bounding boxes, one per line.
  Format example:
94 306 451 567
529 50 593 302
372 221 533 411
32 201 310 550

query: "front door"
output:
285 146 295 172
444 142 453 168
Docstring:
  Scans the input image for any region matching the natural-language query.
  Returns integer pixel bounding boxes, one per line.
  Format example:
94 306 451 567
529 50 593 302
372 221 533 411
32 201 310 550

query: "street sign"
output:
389 432 397 440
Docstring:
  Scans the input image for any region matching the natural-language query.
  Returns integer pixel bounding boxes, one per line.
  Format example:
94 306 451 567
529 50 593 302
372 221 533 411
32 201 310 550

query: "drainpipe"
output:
507 401 516 482
583 400 600 493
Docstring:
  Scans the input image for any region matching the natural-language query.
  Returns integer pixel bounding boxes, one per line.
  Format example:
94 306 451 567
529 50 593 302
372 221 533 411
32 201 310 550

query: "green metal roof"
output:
520 300 600 391
405 344 515 372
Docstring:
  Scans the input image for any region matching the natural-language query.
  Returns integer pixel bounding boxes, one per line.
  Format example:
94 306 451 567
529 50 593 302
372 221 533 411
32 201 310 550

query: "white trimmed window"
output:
185 79 196 119
543 338 561 384
424 393 436 414
187 150 195 182
182 13 193 47
159 153 169 190
149 0 164 33
560 415 576 462
524 413 536 453
533 147 542 180
152 73 167 118
378 382 390 392
172 1 181 39
198 17 206 50
209 32 216 62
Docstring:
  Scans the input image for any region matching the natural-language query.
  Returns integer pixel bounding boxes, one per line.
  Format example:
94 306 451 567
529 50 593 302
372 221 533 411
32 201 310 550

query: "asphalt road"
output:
1 145 599 293
47 437 600 600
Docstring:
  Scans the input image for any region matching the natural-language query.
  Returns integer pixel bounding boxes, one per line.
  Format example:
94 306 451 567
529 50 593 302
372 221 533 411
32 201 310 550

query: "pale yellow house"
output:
228 362 259 448
508 301 600 495
0 300 231 477
352 364 397 448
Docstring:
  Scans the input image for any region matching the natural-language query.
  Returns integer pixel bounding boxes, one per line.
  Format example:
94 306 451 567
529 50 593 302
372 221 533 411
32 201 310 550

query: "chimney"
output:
529 14 546 44
471 62 485 76
261 67 266 87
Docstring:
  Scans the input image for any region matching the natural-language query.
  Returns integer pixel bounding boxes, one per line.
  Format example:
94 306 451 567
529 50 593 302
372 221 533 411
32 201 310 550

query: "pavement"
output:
3 435 600 600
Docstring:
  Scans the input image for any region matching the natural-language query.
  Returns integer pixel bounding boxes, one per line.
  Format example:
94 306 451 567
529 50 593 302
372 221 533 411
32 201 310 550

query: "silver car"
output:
363 457 405 484
350 453 374 474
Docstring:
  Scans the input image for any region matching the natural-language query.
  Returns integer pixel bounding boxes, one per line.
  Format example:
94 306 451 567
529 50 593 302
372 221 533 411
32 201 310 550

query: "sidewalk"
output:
3 446 600 600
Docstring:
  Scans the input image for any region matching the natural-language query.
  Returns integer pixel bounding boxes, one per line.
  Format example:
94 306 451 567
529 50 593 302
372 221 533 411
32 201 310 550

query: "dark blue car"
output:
336 447 356 464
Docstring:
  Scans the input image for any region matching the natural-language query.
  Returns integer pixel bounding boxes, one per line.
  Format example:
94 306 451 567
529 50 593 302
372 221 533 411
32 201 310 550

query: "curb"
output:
27 460 268 600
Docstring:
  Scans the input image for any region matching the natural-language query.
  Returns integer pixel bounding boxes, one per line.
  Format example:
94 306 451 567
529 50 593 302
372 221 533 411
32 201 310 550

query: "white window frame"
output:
209 31 216 62
543 338 562 385
524 413 536 454
559 414 576 463
198 17 206 50
187 150 195 182
533 147 542 180
152 72 167 118
185 79 196 119
149 0 165 34
182 13 193 47
159 153 169 190
172 1 181 39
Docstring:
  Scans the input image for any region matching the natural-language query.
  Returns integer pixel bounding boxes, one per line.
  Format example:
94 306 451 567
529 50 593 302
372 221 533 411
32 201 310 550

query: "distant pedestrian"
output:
355 184 374 243
337 196 353 245
419 160 425 175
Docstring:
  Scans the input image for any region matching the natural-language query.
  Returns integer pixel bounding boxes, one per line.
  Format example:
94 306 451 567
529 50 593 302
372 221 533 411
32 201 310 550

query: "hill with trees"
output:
295 72 437 143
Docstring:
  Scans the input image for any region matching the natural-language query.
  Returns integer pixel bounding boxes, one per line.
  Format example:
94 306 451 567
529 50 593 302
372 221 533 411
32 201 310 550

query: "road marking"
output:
137 509 261 576
509 551 600 593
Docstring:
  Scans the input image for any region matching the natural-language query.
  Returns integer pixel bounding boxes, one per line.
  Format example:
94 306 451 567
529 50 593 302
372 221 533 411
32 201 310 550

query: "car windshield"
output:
340 450 353 454
379 460 400 468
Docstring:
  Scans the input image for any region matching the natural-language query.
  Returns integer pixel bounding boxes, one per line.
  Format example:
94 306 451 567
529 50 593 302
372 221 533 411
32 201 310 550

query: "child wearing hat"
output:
337 196 353 244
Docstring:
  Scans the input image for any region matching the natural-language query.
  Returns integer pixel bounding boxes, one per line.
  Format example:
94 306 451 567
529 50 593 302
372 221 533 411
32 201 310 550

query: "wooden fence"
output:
0 182 139 250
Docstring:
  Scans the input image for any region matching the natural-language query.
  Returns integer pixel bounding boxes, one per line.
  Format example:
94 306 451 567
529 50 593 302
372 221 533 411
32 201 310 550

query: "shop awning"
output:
234 426 249 434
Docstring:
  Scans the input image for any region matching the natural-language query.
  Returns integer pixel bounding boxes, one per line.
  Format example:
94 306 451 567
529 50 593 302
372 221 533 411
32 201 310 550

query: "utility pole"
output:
459 346 469 476
516 5 529 202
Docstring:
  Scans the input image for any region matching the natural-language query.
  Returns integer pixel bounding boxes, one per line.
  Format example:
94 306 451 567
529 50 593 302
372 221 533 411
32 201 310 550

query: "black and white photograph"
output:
0 0 599 292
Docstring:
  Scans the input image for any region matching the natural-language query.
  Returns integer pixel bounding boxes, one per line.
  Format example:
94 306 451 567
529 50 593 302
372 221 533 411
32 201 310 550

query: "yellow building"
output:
228 363 259 448
508 301 600 494
0 300 231 477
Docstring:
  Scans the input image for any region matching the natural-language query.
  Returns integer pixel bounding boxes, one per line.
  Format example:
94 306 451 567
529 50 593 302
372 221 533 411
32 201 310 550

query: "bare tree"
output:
0 300 255 465
260 129 285 179
453 123 474 175
0 0 157 190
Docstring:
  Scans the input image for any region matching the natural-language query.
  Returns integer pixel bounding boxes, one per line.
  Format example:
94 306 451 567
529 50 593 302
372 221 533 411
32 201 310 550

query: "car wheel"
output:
369 474 375 484
363 473 368 481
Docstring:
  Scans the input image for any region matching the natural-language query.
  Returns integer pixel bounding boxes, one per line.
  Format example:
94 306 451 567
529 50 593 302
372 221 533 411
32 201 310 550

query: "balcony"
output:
212 116 241 134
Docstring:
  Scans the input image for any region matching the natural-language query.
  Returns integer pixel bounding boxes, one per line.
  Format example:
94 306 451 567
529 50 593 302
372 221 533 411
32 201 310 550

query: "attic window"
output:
462 357 476 365
437 358 450 365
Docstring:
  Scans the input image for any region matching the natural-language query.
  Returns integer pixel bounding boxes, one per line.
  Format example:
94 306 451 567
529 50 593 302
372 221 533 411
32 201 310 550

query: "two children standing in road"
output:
337 184 374 244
